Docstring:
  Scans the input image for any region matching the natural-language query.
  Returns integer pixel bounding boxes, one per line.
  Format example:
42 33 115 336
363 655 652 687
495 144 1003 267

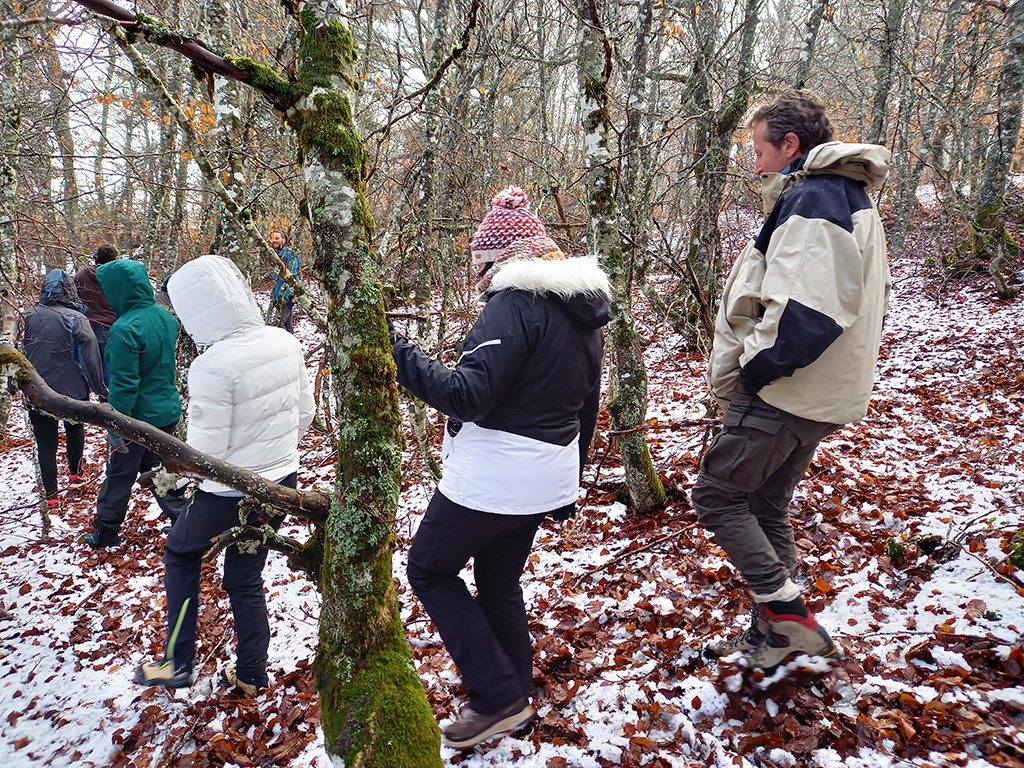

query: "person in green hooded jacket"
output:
84 259 189 549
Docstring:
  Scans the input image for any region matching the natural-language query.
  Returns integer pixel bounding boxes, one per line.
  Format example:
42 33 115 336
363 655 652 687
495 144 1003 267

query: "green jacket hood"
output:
95 260 156 317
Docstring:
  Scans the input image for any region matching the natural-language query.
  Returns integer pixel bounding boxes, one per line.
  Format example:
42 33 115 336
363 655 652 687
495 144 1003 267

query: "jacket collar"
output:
759 141 892 213
484 256 612 301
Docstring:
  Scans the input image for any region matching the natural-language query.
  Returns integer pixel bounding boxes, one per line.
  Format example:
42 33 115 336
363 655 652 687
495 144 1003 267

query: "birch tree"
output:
0 2 20 437
577 0 665 513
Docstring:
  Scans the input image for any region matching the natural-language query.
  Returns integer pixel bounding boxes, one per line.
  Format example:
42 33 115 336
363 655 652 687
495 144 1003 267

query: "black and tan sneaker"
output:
742 609 843 673
442 697 534 750
220 662 260 696
134 660 193 689
704 605 769 659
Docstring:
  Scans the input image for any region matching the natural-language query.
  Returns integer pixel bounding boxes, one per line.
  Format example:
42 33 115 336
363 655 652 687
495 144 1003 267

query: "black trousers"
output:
162 473 294 686
407 492 546 714
91 422 189 545
27 409 84 500
92 325 111 390
279 299 295 334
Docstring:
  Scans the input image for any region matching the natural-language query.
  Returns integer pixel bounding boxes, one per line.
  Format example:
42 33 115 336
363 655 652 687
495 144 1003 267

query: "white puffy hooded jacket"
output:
167 255 315 493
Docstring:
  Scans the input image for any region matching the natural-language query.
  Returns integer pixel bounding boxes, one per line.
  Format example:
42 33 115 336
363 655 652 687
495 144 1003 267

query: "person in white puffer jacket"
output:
134 254 315 694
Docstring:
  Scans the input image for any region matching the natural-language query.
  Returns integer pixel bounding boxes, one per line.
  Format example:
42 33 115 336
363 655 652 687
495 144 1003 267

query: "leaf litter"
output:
1 234 1023 767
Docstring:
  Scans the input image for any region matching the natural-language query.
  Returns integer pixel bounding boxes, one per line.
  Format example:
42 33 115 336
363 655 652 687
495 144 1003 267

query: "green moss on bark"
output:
316 605 440 767
291 7 442 764
227 56 300 106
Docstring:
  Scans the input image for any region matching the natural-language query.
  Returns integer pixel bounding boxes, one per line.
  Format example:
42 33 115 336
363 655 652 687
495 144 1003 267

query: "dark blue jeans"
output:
407 492 546 714
162 473 294 686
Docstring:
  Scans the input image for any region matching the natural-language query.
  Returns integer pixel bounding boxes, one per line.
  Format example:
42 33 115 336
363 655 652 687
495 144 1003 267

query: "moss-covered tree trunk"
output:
289 5 442 766
968 0 1024 299
576 0 665 514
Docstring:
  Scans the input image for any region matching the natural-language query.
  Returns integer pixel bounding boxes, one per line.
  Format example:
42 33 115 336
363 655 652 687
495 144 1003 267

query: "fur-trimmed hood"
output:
484 256 613 331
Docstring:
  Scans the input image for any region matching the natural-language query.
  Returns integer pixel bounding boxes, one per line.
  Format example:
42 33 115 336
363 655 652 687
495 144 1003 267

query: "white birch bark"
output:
577 0 665 513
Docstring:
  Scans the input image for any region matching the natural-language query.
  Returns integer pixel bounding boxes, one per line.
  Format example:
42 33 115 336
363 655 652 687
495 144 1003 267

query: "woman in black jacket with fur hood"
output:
390 187 611 750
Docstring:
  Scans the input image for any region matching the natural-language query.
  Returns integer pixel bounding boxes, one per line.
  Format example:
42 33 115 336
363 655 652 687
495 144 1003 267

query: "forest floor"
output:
1 224 1023 768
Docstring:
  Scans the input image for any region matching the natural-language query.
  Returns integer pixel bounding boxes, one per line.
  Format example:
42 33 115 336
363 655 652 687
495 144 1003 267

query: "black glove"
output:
137 469 157 489
550 502 577 522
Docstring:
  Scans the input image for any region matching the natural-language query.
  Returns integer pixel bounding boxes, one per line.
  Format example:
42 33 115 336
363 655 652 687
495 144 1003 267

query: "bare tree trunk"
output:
685 0 761 337
405 0 452 482
866 0 906 145
0 5 21 438
94 34 118 212
142 51 178 269
41 35 81 253
207 0 256 275
577 0 665 513
969 0 1024 298
791 0 828 89
889 0 963 255
618 0 654 267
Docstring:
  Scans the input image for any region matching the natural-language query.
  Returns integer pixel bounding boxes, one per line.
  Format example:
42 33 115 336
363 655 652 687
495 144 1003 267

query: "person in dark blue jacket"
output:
390 187 611 750
21 270 107 507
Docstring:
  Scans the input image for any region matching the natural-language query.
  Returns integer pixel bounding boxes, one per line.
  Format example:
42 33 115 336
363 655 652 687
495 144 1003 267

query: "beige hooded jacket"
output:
708 141 892 424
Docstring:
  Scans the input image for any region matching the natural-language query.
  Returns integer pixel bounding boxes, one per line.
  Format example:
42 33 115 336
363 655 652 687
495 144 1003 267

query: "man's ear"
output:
783 131 802 159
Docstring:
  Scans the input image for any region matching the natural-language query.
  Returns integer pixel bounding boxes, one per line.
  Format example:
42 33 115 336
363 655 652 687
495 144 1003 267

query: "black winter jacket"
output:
392 256 611 514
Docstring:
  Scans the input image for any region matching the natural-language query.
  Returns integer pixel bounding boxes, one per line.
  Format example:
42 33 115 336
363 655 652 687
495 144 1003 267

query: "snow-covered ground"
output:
1 241 1022 767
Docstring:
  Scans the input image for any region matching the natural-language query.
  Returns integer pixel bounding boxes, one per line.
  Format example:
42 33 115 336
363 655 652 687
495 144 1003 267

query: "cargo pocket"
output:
701 400 787 491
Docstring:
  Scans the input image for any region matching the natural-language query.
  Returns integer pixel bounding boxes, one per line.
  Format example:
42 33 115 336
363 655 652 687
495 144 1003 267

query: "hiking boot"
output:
442 698 534 750
45 498 60 511
704 605 769 659
220 662 260 696
134 660 193 689
742 609 843 673
81 532 120 549
68 472 91 489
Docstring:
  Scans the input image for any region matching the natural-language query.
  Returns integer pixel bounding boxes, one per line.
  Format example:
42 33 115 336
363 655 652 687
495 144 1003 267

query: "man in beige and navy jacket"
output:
694 90 891 672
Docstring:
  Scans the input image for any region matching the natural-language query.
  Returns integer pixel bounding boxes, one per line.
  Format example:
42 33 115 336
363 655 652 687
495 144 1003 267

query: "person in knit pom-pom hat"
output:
470 186 548 272
389 188 613 750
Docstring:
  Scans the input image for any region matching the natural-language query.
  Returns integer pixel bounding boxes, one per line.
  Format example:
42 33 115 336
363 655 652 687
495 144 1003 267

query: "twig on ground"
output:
565 525 697 589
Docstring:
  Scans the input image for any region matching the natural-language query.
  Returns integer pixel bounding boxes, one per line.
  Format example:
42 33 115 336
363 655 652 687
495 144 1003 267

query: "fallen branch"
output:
202 524 306 565
0 343 332 526
959 545 1024 598
565 525 696 589
606 418 720 437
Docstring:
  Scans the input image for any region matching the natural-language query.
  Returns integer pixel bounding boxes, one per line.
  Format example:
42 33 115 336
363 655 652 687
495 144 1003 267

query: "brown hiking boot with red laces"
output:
742 608 843 673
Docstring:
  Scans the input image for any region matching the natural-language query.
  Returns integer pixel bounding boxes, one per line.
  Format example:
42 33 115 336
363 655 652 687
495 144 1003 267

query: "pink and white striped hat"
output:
469 187 548 266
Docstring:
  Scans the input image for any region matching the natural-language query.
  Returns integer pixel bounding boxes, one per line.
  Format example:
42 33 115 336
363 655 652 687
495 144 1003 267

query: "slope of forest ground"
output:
1 220 1023 768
